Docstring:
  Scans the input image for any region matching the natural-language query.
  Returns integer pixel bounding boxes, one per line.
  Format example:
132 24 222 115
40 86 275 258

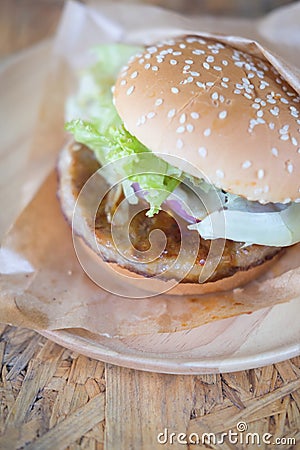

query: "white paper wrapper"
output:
0 0 300 338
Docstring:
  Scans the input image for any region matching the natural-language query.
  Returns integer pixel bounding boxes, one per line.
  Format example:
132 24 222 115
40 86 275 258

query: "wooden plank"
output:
105 364 195 449
23 393 105 450
5 352 63 427
187 378 300 435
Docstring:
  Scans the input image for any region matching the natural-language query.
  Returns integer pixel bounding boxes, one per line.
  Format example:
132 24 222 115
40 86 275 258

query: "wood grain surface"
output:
0 1 300 449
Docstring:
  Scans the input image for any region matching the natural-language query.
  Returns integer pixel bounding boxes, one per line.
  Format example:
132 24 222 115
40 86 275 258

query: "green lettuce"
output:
65 44 182 217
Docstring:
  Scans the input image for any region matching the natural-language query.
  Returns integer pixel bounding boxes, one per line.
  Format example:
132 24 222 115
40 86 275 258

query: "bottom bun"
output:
100 256 278 296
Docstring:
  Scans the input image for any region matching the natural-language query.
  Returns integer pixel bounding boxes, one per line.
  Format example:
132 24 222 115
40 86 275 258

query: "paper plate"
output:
1 41 300 374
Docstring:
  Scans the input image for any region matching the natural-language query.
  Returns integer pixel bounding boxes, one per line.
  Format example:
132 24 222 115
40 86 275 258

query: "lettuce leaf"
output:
65 44 182 217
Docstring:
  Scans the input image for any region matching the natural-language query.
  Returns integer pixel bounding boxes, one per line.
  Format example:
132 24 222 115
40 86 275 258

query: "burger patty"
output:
59 142 282 283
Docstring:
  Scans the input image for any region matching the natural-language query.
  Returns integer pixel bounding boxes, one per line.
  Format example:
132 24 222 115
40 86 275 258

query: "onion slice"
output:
188 203 300 247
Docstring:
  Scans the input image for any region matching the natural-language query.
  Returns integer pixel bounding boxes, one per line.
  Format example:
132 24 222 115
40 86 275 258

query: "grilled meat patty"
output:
57 142 282 283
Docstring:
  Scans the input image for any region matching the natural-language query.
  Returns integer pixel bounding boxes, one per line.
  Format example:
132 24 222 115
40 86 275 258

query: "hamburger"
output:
58 35 300 294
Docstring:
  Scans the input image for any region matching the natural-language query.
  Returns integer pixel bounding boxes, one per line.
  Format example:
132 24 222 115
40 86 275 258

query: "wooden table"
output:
0 1 300 449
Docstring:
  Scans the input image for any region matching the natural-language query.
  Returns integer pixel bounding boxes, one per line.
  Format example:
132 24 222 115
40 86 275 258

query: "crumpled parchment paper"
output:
0 0 299 337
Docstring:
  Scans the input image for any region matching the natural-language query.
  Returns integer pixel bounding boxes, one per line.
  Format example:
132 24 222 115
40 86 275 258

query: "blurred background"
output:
0 0 298 56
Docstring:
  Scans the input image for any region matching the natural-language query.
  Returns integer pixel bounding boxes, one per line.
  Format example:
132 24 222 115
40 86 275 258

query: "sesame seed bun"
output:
114 35 300 204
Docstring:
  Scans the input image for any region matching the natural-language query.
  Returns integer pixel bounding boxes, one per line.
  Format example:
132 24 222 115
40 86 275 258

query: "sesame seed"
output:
152 66 158 71
179 113 186 124
170 59 177 65
186 124 194 133
222 60 228 66
192 49 205 55
191 112 199 119
173 51 182 56
270 107 279 116
176 126 185 133
126 86 134 96
242 160 252 169
291 109 299 118
148 46 157 54
286 162 293 173
216 169 224 178
271 147 279 156
131 71 138 79
185 59 194 64
168 109 176 118
179 43 186 49
211 92 218 100
198 147 207 158
280 125 289 133
213 66 222 71
190 71 200 77
257 110 264 117
145 63 151 70
281 134 289 141
219 110 227 119
196 81 205 88
269 122 275 130
204 128 211 137
292 137 298 146
257 169 265 179
147 112 156 119
120 79 127 86
206 55 214 63
222 77 229 82
177 139 183 149
203 62 210 70
171 87 179 94
155 98 163 106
